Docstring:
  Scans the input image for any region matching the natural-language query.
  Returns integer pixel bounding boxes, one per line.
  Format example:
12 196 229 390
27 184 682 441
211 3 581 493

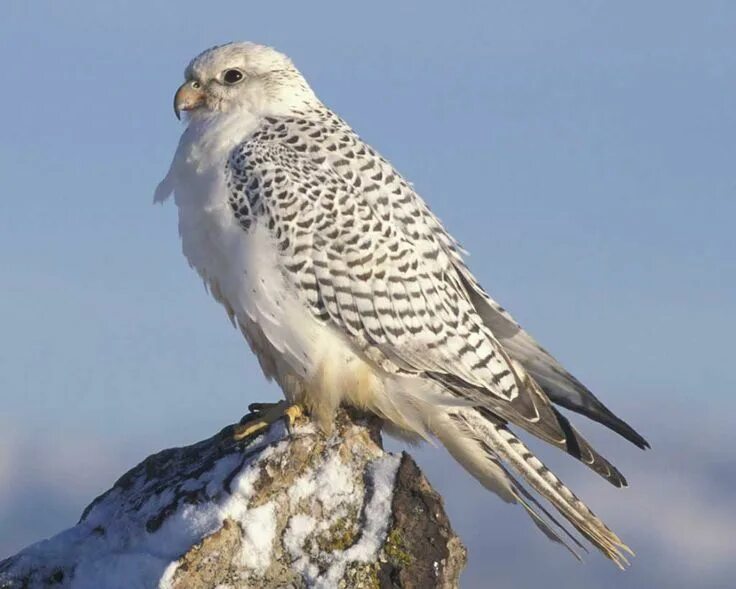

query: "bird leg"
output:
233 401 305 440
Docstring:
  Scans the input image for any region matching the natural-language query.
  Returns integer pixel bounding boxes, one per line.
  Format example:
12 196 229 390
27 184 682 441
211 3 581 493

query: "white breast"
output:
158 113 312 373
157 114 362 396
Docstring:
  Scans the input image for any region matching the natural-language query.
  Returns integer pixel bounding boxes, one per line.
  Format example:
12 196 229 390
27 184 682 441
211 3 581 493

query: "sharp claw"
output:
284 404 305 436
285 405 303 424
233 402 306 441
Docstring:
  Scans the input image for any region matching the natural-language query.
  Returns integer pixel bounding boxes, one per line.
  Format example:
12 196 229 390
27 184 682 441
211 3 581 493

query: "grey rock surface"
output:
0 409 465 588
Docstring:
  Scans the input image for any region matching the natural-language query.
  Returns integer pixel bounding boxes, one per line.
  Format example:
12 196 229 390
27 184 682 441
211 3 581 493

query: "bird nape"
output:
155 41 648 569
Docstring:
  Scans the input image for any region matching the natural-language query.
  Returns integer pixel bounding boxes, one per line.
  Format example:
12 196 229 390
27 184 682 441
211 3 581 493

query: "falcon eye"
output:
222 69 244 85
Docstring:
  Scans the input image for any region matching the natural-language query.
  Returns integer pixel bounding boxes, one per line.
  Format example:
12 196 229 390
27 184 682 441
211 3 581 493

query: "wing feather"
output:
225 114 636 484
453 262 649 448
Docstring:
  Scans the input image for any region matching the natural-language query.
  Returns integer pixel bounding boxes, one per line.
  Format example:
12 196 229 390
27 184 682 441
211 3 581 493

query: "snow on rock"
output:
0 409 466 589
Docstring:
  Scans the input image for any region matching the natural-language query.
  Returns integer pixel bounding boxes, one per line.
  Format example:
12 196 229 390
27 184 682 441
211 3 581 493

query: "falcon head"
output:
173 42 318 120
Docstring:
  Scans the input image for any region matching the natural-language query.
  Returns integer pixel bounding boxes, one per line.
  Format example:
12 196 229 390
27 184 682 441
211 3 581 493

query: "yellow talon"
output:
232 401 306 441
284 404 304 427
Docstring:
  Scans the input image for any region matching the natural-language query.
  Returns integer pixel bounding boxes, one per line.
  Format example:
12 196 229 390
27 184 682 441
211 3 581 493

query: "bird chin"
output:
180 108 203 123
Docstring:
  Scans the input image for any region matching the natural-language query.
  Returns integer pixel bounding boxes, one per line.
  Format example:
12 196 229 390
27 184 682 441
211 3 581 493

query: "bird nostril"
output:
191 81 201 89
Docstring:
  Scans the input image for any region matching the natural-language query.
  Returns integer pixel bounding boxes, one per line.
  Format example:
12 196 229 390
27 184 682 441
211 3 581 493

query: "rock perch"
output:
0 409 466 588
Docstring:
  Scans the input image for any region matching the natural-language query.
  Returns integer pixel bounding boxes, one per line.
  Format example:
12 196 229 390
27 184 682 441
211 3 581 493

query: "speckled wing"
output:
452 267 649 449
226 124 521 399
309 112 649 450
224 113 626 486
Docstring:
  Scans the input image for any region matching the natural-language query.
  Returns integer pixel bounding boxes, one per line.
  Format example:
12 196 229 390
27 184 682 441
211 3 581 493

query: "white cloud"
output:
0 425 136 557
0 431 126 505
580 464 736 575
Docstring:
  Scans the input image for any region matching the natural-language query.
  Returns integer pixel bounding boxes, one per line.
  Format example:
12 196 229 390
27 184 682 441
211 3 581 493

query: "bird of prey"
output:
155 42 648 567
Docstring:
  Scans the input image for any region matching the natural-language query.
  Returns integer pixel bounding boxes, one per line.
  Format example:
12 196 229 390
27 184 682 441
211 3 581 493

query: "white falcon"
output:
156 42 647 567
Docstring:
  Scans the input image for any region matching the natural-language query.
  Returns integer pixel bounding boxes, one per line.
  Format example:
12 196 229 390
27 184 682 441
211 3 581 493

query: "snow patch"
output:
0 420 403 589
236 502 277 573
315 454 401 588
283 514 320 581
284 514 317 558
1 423 291 589
289 453 356 511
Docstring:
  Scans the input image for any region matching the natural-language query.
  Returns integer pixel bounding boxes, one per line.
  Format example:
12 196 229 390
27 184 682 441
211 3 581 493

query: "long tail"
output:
432 406 633 568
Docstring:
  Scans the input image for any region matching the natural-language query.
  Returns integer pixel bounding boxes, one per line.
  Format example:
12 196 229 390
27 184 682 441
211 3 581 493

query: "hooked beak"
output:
174 81 205 120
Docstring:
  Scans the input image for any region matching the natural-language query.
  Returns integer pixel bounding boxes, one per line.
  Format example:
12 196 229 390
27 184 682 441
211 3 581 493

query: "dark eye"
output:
222 69 244 85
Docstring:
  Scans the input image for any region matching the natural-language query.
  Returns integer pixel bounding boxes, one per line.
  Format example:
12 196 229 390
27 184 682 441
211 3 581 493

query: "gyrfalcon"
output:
155 42 648 567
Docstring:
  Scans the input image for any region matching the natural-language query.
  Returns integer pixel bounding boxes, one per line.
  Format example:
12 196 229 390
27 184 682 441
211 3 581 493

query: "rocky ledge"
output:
0 409 466 588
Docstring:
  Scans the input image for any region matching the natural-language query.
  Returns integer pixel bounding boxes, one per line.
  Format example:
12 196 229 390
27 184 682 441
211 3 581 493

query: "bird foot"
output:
233 401 306 441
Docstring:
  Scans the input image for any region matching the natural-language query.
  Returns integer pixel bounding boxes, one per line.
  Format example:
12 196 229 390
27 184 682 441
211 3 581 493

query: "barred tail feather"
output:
433 406 633 568
504 469 588 561
432 408 587 559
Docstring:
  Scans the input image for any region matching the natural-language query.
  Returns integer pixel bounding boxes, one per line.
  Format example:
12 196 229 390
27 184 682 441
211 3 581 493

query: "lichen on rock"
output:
0 409 465 589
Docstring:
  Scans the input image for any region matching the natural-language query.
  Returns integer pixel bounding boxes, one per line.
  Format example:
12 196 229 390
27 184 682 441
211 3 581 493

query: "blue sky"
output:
1 1 734 587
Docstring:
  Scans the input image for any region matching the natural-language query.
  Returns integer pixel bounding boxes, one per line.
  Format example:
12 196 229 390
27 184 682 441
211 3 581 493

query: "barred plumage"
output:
156 41 647 567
